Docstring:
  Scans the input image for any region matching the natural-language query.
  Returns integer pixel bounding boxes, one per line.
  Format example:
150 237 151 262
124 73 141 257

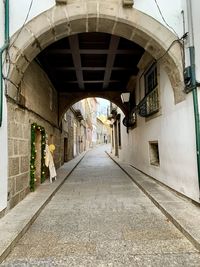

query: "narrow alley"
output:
2 145 200 266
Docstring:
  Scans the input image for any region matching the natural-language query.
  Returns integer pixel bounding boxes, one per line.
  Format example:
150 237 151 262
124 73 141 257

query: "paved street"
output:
2 145 200 266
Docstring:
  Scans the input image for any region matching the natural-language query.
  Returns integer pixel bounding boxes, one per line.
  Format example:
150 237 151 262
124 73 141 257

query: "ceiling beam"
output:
59 80 121 84
51 67 138 72
103 36 120 89
46 49 142 55
68 35 84 89
59 89 126 95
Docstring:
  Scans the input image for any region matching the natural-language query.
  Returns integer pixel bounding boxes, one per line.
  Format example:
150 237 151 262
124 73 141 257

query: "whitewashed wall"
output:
0 0 8 212
119 65 199 202
181 0 200 79
0 89 8 212
135 0 183 37
186 0 200 112
191 0 200 81
0 1 4 45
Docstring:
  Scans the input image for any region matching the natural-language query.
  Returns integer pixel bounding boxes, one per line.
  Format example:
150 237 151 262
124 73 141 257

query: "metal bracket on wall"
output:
56 0 67 5
123 0 134 8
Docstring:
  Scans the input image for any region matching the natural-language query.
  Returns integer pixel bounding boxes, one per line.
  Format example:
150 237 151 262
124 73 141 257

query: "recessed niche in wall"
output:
149 141 160 166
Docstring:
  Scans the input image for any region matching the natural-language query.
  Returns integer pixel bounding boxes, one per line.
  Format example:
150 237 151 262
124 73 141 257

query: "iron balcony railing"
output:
137 87 159 117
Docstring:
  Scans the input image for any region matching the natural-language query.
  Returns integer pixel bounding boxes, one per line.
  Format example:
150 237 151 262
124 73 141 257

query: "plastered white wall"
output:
0 83 8 212
0 1 4 46
0 1 9 212
191 0 200 81
135 0 183 37
1 0 54 46
9 0 55 37
119 66 199 202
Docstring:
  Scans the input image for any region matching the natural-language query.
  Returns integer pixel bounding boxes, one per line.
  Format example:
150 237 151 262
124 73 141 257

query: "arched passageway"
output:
7 0 184 113
7 1 196 211
37 32 144 121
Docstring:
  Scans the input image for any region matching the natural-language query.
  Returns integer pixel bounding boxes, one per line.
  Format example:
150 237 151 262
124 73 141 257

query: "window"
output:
138 63 159 117
145 64 157 95
149 141 160 166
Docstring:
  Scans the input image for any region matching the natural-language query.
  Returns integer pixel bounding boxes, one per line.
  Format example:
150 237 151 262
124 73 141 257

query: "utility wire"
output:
156 39 181 62
3 0 34 81
8 0 34 49
156 32 187 65
137 32 187 105
154 0 179 38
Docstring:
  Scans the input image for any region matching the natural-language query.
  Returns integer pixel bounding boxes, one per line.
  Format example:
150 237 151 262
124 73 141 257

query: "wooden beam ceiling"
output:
69 35 84 90
103 36 120 89
37 32 144 94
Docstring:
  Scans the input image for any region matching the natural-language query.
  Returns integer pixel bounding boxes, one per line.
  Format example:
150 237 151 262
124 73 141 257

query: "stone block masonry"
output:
7 101 62 210
6 58 62 211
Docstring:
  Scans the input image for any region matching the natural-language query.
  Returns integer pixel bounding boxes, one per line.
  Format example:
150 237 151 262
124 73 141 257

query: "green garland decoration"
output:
30 123 46 191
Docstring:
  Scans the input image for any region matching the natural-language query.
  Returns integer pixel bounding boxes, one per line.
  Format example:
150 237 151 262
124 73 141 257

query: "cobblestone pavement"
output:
3 145 200 266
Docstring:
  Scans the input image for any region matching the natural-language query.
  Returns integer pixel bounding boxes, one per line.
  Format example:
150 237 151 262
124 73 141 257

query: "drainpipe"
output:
0 0 9 127
186 0 200 189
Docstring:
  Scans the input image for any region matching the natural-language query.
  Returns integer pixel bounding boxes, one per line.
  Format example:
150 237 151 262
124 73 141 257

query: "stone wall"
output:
7 61 62 210
60 110 74 163
7 0 184 109
22 61 58 126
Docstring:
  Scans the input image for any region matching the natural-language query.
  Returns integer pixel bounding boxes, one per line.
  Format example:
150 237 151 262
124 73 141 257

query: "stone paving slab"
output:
0 152 86 263
2 145 200 266
108 153 200 252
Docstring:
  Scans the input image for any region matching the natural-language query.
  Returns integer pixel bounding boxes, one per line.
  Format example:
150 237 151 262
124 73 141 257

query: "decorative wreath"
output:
30 123 46 191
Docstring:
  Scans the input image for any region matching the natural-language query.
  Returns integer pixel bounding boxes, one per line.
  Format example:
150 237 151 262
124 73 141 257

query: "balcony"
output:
138 87 159 117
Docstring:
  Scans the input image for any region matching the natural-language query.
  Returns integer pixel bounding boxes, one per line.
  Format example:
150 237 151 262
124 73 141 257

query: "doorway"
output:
64 138 68 162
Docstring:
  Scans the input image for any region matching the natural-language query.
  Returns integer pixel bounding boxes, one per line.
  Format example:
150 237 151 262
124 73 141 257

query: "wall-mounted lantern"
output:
121 92 130 103
121 92 136 133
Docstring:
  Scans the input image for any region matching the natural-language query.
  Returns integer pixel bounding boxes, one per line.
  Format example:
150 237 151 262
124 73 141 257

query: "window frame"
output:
144 63 158 95
149 141 160 167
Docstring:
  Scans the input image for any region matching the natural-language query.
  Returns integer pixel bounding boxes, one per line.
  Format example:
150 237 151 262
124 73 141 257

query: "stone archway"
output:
7 0 184 106
59 91 127 124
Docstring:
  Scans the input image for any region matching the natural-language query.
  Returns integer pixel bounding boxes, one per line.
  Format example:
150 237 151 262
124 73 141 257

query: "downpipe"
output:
0 0 9 127
186 0 200 190
189 47 200 189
